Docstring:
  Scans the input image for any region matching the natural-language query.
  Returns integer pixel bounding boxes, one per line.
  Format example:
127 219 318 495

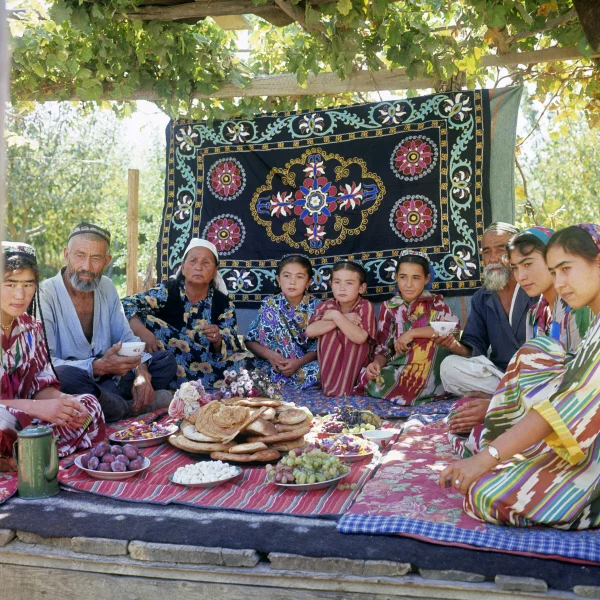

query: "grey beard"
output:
70 272 101 292
483 264 510 292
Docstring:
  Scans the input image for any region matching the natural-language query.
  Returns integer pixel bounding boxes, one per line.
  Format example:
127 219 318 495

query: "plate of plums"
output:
75 442 150 480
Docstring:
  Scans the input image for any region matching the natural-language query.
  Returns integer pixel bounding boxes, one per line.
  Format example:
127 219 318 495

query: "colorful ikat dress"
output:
245 293 320 389
122 280 251 389
309 297 376 397
465 313 600 529
354 291 458 405
449 295 592 459
0 314 105 458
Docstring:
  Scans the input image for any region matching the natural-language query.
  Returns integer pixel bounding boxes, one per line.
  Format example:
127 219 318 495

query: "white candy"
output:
172 460 238 485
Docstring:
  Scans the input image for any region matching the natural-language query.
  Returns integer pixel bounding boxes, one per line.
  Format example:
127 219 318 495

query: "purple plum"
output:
110 445 123 456
87 456 100 470
128 458 143 471
115 455 130 466
111 461 127 473
94 442 111 458
97 463 112 472
101 453 116 465
80 454 91 468
122 444 138 460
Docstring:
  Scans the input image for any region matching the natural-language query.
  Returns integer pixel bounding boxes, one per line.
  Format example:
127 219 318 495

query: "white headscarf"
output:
174 239 228 295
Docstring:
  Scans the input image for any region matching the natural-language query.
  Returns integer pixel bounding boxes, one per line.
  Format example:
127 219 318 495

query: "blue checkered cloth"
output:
280 386 454 420
337 514 600 563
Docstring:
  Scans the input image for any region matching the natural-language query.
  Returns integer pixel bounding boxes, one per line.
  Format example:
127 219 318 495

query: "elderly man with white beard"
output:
435 223 538 434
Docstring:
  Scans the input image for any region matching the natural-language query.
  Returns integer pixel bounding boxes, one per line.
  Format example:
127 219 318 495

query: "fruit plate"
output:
339 443 377 463
109 424 178 448
168 467 242 488
271 472 349 492
74 456 151 481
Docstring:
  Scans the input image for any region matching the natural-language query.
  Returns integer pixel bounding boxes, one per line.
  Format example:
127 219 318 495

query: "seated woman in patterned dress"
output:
245 255 320 389
447 226 592 458
123 239 250 390
354 251 461 405
440 224 600 530
0 242 105 472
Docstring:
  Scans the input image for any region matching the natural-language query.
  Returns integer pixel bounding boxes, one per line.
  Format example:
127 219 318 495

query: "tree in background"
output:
5 103 165 283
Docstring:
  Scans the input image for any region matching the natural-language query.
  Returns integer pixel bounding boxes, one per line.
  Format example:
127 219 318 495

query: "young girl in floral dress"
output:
306 261 376 397
0 242 105 471
245 255 320 389
355 251 460 405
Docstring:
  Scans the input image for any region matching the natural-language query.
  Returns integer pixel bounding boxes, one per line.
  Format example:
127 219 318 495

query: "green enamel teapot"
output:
13 425 59 499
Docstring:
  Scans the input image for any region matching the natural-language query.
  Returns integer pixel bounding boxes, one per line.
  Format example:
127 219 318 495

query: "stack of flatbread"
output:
169 398 313 463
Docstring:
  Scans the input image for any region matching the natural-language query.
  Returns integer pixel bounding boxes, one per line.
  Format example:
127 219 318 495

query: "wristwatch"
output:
487 445 501 462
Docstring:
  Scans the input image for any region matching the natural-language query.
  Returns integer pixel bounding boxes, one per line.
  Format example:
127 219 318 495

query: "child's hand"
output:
365 361 381 380
323 309 341 322
394 331 414 353
277 358 301 377
344 313 362 326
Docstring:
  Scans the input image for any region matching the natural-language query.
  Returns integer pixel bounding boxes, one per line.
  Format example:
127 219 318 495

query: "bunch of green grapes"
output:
266 448 350 485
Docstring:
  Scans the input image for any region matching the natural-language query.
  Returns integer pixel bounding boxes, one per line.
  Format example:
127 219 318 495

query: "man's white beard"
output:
483 262 510 292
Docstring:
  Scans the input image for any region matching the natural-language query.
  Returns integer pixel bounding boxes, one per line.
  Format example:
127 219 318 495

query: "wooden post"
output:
0 0 9 271
127 169 140 296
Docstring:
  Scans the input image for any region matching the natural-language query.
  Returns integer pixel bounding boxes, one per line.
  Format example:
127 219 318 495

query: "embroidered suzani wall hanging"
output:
160 88 519 306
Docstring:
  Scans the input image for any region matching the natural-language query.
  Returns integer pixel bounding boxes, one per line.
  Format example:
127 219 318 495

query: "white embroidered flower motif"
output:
175 125 199 152
449 250 476 280
303 160 325 177
226 269 252 291
174 193 193 221
384 261 397 282
338 182 363 210
442 93 472 122
305 224 326 242
378 102 407 125
298 113 325 135
225 123 250 144
311 267 331 291
270 191 293 217
452 169 472 199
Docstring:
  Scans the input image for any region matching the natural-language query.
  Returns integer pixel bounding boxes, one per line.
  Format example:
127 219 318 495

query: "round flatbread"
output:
229 442 268 454
269 437 307 452
237 398 282 408
274 420 313 433
277 408 308 425
169 434 234 454
181 425 220 443
246 425 311 445
195 401 262 443
244 417 278 437
261 407 276 421
210 449 280 463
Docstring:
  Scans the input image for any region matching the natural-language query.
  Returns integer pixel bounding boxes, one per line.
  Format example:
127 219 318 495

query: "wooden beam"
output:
128 1 293 25
18 46 599 103
127 169 139 297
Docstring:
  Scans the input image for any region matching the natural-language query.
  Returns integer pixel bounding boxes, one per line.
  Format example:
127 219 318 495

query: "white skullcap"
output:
174 238 228 295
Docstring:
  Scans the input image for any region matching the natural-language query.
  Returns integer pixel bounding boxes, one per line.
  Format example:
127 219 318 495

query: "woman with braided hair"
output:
0 242 105 472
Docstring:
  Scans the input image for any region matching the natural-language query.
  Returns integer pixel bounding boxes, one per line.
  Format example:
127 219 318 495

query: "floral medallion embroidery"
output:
175 125 199 153
253 148 384 252
202 214 246 255
174 191 193 222
377 101 407 125
207 158 246 201
391 135 438 181
449 249 476 280
451 169 472 200
390 195 438 242
441 92 473 122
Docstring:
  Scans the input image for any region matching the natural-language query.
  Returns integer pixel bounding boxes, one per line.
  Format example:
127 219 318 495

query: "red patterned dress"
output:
309 297 376 397
0 314 105 458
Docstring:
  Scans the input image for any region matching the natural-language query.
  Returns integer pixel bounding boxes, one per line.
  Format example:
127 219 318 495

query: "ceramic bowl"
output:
118 341 146 357
430 321 458 336
361 429 395 449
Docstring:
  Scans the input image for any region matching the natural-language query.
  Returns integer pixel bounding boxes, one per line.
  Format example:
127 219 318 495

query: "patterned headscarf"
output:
523 226 554 245
174 238 228 295
2 241 37 262
577 223 600 253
